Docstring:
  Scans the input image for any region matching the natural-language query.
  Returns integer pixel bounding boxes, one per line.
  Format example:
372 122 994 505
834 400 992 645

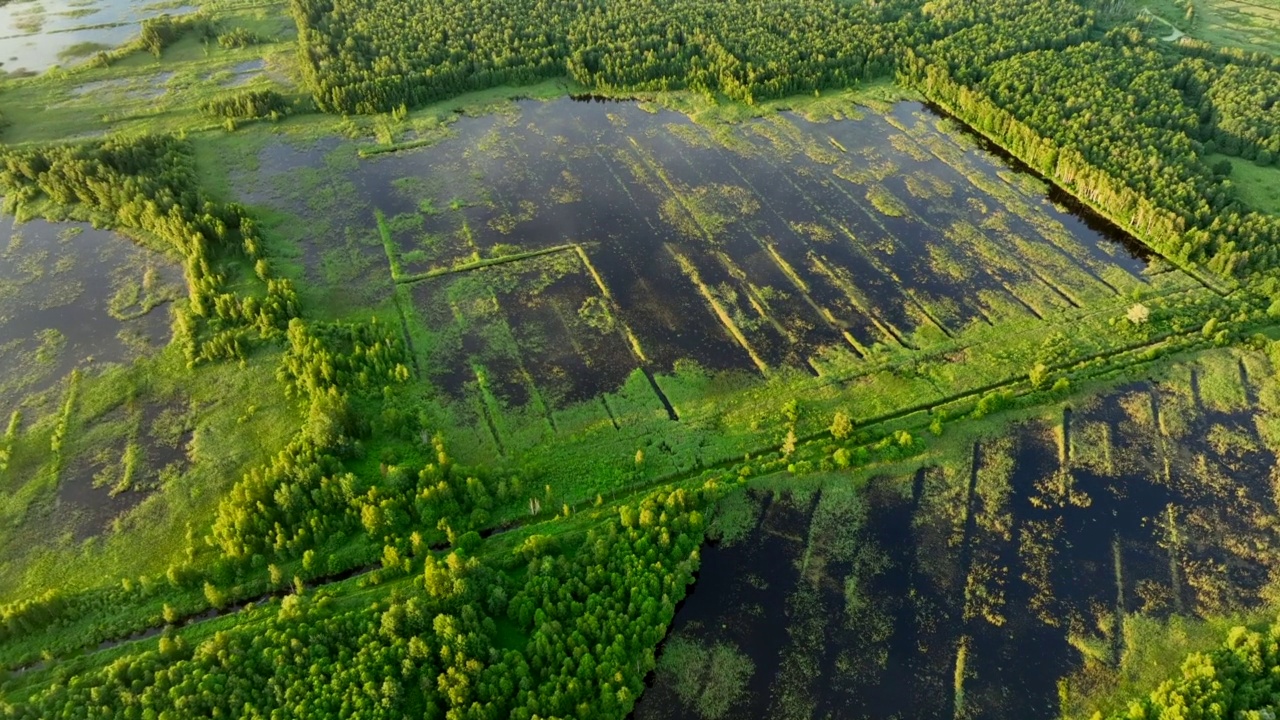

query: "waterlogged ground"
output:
0 0 195 75
241 97 1201 462
0 215 184 538
0 216 180 412
634 350 1280 720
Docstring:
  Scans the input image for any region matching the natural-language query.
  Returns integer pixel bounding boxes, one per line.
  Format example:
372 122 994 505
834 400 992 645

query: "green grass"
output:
0 0 301 146
1117 0 1280 54
1065 612 1276 719
57 41 112 61
1210 153 1280 215
0 343 300 604
1195 0 1280 54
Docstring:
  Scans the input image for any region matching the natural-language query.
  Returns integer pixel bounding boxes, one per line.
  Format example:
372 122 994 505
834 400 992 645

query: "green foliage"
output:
4 486 710 720
199 89 291 121
704 489 760 548
657 636 754 719
49 370 80 458
904 25 1280 276
140 13 213 57
1029 362 1049 390
216 26 262 49
1106 618 1280 720
0 409 20 471
577 295 616 334
212 317 422 559
830 411 853 440
0 135 300 363
291 0 916 113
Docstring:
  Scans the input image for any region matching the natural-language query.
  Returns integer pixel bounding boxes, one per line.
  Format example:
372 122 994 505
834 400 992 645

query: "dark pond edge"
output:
919 103 1155 261
570 94 640 104
918 100 1233 297
624 561 705 720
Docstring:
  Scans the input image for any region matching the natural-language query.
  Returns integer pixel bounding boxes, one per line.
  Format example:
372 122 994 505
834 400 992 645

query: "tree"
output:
1029 363 1049 389
203 582 226 609
1127 303 1150 326
830 411 853 440
781 429 798 459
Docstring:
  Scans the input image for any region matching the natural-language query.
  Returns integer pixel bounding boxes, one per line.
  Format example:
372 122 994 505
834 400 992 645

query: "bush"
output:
200 89 290 121
217 27 261 49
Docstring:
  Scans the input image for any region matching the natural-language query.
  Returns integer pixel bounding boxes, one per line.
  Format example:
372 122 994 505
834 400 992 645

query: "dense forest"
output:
3 485 711 719
289 0 913 114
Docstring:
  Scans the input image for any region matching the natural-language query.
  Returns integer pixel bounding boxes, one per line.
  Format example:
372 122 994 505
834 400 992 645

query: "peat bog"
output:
637 353 1280 720
242 97 1191 466
0 216 179 412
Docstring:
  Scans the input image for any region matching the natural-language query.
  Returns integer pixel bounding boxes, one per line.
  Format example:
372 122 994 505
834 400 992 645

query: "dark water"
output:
55 400 193 541
0 217 180 415
633 378 1279 720
241 98 1166 454
918 102 1158 272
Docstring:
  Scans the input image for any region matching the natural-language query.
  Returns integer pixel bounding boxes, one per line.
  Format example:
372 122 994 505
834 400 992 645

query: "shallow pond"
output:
240 97 1197 454
0 215 181 413
0 0 194 74
633 365 1279 720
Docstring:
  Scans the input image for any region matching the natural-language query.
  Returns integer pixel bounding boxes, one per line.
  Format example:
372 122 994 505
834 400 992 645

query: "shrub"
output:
200 89 290 121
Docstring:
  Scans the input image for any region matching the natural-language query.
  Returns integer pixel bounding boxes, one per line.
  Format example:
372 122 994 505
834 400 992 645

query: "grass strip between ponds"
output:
395 244 580 284
357 136 448 158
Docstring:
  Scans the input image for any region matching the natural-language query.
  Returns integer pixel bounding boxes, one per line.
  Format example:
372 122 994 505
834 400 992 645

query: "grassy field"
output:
1195 0 1280 53
1210 153 1280 214
0 341 300 603
0 0 302 146
1127 0 1280 53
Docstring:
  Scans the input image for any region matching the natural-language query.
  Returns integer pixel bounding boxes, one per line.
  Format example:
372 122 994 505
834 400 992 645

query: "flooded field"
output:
0 214 189 559
53 397 194 539
0 0 195 75
241 97 1202 461
0 216 180 414
633 351 1280 720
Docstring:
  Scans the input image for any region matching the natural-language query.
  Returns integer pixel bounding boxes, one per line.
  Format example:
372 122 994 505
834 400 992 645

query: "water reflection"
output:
0 0 195 74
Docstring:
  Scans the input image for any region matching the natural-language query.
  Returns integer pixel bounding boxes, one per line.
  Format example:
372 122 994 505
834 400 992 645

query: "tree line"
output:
0 136 300 364
290 0 922 114
899 5 1280 276
288 0 1280 279
0 485 713 720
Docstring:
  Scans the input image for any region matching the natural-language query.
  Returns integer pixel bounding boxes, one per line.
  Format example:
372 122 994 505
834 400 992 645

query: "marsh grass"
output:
705 490 762 547
0 344 299 605
656 635 755 720
57 41 111 60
